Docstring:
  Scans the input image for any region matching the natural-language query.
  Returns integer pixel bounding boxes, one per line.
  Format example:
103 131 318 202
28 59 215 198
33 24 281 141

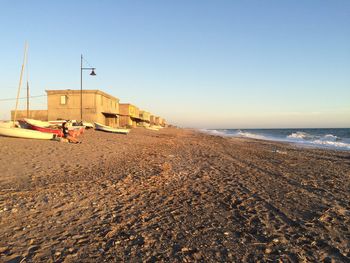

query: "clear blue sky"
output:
0 0 349 128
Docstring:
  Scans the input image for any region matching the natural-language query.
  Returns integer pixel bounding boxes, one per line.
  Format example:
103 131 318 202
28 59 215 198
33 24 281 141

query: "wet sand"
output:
0 128 349 262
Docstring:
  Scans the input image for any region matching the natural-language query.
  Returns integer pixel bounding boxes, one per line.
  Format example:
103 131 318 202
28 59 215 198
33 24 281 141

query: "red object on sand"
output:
21 120 64 137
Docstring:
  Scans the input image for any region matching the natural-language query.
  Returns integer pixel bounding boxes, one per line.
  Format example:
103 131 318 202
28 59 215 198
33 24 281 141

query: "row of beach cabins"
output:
0 89 168 141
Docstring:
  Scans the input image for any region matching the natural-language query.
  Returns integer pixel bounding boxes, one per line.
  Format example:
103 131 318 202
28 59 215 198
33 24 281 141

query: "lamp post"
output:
80 54 96 123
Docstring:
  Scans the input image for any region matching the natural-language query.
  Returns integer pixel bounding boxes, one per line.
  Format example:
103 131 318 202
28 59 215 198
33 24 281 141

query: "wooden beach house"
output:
139 110 151 127
158 117 166 127
150 115 156 126
46 89 120 127
154 116 161 126
119 103 142 128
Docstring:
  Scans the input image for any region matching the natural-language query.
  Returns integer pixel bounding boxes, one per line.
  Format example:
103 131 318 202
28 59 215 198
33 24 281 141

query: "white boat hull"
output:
145 126 159 131
24 118 51 128
94 122 130 134
82 122 94 128
0 127 54 140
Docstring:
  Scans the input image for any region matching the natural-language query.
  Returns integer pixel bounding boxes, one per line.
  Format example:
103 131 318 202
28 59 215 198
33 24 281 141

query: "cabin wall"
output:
95 94 119 116
46 90 120 127
155 117 160 126
139 111 151 127
47 92 97 122
150 115 156 125
95 94 119 127
119 104 130 116
120 104 140 127
119 115 132 127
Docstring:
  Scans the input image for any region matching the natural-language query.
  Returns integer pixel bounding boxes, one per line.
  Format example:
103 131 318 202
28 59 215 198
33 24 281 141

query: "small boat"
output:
145 126 159 131
49 120 91 130
94 122 130 134
21 119 64 137
0 127 54 140
48 120 66 126
82 122 94 129
24 118 51 128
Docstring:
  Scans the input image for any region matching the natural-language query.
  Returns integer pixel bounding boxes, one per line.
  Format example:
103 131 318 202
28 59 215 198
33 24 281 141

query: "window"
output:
60 95 67 105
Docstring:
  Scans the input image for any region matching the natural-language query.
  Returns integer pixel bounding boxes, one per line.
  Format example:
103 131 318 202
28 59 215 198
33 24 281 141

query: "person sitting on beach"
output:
62 121 80 144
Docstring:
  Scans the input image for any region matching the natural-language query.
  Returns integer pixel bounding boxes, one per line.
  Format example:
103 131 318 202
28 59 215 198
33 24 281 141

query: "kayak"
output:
94 122 130 134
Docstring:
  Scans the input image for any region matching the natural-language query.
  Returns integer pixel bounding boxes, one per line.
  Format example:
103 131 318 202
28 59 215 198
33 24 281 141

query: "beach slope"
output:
0 128 349 262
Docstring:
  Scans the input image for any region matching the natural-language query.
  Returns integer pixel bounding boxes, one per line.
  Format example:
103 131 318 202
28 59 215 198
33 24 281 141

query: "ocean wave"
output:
200 129 268 140
286 132 349 150
200 128 350 151
287 131 314 140
235 130 268 140
311 139 350 149
199 129 229 136
287 132 340 142
321 134 339 142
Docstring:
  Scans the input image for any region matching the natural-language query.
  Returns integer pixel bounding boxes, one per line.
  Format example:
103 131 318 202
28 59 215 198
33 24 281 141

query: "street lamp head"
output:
90 69 96 76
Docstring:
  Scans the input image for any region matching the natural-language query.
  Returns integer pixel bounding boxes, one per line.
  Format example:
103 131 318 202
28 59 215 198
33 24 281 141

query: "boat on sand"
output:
94 122 130 134
49 120 92 129
20 119 64 137
48 120 65 126
82 122 94 129
24 118 51 128
146 126 159 131
0 127 54 140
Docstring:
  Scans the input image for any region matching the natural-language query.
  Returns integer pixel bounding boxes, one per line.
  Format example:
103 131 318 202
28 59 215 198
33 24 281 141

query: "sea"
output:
200 128 350 151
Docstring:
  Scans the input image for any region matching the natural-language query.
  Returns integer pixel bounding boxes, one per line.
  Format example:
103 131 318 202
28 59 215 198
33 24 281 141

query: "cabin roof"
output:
46 89 119 101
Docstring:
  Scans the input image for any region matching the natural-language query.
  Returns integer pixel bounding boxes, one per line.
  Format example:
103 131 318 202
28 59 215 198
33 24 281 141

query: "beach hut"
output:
150 115 156 126
158 117 167 127
139 110 151 127
154 116 161 126
46 89 120 127
119 103 142 128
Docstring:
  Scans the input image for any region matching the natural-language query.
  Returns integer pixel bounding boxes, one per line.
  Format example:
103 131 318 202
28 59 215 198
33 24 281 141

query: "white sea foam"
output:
235 130 268 140
311 139 350 149
199 129 228 136
287 131 314 140
200 128 350 151
286 132 350 150
321 134 339 142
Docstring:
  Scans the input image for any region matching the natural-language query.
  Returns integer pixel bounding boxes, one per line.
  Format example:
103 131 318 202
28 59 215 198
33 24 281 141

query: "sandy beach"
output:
0 128 349 262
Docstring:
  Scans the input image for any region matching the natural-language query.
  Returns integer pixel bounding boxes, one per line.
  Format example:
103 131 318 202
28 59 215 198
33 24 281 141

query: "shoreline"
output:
199 128 350 152
1 128 349 261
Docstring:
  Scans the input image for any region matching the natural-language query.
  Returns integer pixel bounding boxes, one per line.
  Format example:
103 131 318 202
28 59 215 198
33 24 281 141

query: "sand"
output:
0 128 349 262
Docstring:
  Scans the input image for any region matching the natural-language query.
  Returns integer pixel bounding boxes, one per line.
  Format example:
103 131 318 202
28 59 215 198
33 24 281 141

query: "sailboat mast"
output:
13 42 28 125
27 81 29 118
26 47 29 118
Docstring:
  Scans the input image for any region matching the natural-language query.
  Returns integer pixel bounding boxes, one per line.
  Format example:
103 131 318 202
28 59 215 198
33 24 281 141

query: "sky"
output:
0 0 349 128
